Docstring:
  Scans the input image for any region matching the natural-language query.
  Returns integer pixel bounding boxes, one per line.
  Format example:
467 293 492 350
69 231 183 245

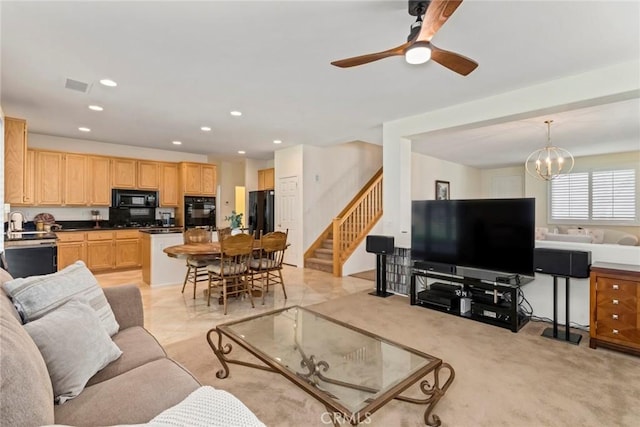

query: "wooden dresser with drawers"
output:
589 262 640 356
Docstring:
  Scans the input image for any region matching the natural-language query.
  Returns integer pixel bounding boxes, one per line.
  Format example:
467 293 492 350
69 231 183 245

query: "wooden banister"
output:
305 168 383 277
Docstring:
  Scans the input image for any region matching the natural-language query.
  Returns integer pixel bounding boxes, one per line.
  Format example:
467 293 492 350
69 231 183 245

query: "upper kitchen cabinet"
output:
24 149 35 205
159 163 179 206
64 153 88 205
3 117 30 205
179 162 217 196
258 168 275 190
137 161 160 190
36 151 64 205
87 156 111 206
111 158 137 189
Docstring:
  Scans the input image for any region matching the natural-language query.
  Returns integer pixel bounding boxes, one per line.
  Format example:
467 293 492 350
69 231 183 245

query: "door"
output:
277 176 299 266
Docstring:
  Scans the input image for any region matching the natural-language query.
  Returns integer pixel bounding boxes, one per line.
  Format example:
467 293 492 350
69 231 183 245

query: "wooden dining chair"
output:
217 227 232 242
181 228 215 299
249 231 288 305
206 233 255 314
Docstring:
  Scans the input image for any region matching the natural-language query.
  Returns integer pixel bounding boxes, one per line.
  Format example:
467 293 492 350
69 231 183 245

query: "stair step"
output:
305 257 333 274
322 239 333 249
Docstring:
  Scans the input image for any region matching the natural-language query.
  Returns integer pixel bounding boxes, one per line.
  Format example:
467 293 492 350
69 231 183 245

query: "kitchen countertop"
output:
4 227 183 242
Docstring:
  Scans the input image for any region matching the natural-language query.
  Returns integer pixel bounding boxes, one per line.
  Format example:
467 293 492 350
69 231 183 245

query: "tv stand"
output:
410 269 531 332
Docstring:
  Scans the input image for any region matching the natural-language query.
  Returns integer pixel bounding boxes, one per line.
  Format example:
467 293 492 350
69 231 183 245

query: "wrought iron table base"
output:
207 328 455 426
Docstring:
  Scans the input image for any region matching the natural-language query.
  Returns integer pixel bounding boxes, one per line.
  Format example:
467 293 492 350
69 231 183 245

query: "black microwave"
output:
112 189 158 208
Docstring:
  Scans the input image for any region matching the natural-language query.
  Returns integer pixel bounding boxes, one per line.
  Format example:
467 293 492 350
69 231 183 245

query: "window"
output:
549 169 637 224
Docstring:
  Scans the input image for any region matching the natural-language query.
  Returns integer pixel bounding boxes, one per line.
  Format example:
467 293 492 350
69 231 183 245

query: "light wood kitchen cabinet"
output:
64 153 88 205
111 158 137 189
56 232 87 271
24 149 36 205
88 156 111 206
36 151 64 205
137 161 160 190
86 231 115 271
160 163 179 207
114 230 140 268
258 168 275 190
4 117 29 205
201 164 217 195
179 162 217 195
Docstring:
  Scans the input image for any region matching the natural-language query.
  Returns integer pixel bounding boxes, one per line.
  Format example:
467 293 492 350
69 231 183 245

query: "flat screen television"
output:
411 198 535 280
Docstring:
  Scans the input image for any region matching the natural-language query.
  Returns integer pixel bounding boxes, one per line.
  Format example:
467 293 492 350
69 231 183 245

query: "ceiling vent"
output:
64 78 89 93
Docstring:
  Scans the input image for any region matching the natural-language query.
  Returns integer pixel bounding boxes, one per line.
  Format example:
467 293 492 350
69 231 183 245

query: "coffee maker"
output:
160 212 173 227
8 212 25 232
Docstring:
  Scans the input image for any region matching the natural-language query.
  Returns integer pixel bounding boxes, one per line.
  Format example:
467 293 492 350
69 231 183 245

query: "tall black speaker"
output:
366 235 395 298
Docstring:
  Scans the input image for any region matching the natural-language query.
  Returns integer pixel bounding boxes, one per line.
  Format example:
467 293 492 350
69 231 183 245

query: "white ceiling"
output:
1 1 639 165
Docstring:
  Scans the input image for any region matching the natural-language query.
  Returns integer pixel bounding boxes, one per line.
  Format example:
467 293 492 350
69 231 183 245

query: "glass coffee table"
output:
207 306 455 426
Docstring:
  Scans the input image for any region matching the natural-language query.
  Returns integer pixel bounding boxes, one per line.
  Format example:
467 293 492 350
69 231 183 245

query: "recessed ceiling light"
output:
99 79 117 87
78 127 91 132
172 141 182 145
200 126 211 132
230 111 242 117
88 105 104 111
238 150 246 154
273 139 282 144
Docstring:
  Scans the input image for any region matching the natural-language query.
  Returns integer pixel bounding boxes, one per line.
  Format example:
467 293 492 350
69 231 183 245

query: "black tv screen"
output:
411 198 535 278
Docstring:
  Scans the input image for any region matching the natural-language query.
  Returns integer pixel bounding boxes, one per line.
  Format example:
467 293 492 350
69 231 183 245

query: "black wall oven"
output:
184 196 216 229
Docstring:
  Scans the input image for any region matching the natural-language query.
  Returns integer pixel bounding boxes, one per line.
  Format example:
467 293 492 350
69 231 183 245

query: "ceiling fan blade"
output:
331 42 411 68
416 0 463 42
430 44 478 75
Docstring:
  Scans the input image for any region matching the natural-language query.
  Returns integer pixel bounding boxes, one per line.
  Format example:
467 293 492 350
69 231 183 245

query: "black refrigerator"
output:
248 190 275 236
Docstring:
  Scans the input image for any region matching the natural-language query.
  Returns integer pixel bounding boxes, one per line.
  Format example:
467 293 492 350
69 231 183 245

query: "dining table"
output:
162 240 262 259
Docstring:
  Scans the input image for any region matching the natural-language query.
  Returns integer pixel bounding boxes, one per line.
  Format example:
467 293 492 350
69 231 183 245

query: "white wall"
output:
411 152 482 200
342 220 384 277
479 166 525 198
302 141 382 249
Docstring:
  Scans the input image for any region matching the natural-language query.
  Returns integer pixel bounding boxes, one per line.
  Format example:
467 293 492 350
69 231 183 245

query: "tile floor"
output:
96 265 375 346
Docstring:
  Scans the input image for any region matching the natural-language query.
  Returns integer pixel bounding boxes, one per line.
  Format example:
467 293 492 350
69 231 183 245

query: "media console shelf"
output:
410 269 531 332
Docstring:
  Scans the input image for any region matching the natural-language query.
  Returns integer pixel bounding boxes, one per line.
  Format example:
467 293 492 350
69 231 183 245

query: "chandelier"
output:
525 120 574 181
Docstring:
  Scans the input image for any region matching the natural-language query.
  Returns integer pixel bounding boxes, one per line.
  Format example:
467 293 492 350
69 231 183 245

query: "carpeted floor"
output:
166 290 640 427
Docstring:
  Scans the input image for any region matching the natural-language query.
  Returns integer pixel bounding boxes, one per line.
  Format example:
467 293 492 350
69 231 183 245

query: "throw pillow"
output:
2 261 119 336
24 298 122 404
148 386 265 427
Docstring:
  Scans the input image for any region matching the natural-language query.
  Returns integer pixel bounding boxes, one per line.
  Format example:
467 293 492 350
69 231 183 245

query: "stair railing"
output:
331 170 383 276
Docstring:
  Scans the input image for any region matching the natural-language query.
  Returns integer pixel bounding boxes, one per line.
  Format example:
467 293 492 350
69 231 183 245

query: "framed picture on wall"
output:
435 180 450 200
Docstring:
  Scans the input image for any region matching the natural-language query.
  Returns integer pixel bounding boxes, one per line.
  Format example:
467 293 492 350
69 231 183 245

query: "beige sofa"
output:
0 267 261 426
535 227 639 245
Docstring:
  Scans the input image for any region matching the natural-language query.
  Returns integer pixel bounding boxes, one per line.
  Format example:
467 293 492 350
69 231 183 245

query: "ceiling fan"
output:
331 0 478 76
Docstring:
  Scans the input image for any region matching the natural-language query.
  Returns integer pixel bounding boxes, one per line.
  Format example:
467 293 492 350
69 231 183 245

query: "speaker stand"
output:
541 276 582 345
369 253 393 298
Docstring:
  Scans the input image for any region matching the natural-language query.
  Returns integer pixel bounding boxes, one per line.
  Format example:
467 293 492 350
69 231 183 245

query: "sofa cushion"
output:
0 284 55 426
54 358 200 426
148 385 265 427
86 325 167 386
2 261 119 336
24 299 123 404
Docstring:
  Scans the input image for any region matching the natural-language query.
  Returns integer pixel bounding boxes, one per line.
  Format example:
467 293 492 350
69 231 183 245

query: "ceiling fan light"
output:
405 43 431 65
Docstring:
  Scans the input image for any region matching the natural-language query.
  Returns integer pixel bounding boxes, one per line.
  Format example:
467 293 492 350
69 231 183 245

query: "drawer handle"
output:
613 329 619 335
612 284 619 290
612 314 619 320
612 299 619 305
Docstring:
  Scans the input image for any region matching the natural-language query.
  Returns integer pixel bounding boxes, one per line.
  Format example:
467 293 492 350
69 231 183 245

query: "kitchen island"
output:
140 230 186 287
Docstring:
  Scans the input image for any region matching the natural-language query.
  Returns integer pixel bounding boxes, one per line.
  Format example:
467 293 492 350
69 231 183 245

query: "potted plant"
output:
224 210 243 235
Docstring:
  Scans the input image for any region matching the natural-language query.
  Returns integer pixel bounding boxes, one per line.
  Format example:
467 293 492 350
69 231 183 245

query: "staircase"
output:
304 168 383 276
